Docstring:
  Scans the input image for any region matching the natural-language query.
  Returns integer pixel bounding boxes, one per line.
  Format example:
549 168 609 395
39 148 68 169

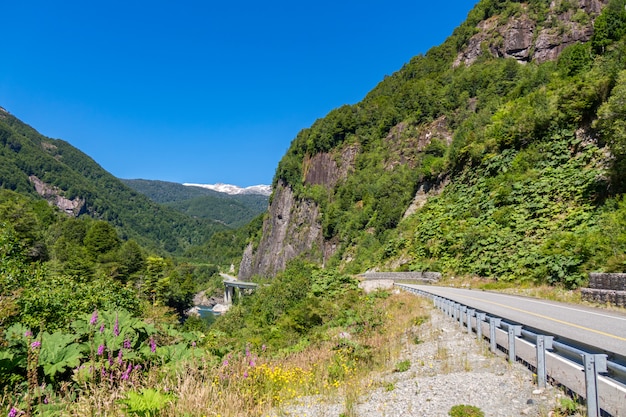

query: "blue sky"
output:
1 1 477 186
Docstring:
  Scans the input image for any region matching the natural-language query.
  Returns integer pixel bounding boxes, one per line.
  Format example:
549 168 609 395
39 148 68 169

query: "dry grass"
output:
42 290 428 417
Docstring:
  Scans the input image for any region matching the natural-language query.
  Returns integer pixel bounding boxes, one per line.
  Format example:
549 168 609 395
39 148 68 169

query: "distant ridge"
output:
184 183 272 196
121 179 269 228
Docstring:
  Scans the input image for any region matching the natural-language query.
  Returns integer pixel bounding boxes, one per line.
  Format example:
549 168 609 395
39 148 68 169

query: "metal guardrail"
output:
397 284 626 417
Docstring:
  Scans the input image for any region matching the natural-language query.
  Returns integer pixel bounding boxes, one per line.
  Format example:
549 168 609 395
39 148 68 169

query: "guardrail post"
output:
476 313 486 340
467 309 475 334
460 306 467 328
536 335 553 388
489 318 502 353
582 353 608 417
507 325 522 362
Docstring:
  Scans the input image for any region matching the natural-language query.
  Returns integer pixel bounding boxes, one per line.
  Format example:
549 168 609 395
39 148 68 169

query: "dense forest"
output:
122 179 268 228
3 0 626 414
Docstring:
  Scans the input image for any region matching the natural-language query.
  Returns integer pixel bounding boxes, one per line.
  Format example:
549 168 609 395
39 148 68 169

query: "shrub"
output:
394 359 411 372
449 404 485 417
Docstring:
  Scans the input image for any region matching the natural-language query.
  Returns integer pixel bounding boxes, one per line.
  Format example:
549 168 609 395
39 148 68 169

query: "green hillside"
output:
122 179 268 228
0 110 226 254
269 0 626 286
120 179 221 203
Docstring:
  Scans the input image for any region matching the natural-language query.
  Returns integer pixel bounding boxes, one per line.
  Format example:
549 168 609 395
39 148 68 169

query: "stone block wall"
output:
588 273 626 291
581 273 626 307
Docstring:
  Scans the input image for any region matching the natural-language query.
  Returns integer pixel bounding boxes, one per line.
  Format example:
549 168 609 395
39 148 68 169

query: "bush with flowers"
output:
0 307 205 416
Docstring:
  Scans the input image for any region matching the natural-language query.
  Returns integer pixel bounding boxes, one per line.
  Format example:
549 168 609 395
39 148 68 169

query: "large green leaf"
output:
38 331 85 379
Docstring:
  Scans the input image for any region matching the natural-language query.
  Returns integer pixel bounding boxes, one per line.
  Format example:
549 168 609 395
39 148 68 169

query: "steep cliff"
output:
454 0 606 66
239 144 359 280
240 0 625 282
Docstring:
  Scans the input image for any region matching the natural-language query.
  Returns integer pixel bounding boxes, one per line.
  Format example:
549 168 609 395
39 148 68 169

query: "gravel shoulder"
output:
276 305 565 417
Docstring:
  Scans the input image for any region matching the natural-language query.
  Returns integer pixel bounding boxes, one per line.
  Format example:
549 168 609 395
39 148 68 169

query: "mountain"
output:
0 108 226 253
183 183 272 196
239 0 626 287
122 179 269 228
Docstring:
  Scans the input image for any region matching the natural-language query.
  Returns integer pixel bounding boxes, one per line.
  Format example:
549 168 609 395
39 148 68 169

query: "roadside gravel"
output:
276 305 564 417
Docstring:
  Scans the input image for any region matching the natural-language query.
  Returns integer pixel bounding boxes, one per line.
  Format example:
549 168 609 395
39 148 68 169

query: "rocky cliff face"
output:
29 175 86 217
454 0 607 66
238 180 324 280
239 145 359 280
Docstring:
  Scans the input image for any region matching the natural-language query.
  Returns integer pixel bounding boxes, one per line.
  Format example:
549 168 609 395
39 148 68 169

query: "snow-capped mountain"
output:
183 183 272 196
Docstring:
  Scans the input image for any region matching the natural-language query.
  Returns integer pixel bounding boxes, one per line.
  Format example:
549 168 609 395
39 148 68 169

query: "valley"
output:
3 0 626 415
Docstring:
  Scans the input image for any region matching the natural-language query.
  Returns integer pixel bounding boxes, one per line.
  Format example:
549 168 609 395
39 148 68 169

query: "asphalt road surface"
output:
403 285 626 358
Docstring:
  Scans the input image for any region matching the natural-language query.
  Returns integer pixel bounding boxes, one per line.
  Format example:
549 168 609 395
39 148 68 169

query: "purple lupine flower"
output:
134 364 142 371
222 359 229 367
90 309 98 326
123 339 131 349
8 407 19 417
149 337 156 353
99 323 105 333
117 349 123 365
97 344 105 356
31 340 41 349
113 313 119 336
243 370 249 378
245 345 250 357
249 359 256 367
108 353 113 367
101 368 107 378
24 331 32 338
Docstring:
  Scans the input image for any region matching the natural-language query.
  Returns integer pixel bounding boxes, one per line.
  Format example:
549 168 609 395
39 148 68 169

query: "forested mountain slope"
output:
0 108 225 254
122 179 268 228
240 0 626 287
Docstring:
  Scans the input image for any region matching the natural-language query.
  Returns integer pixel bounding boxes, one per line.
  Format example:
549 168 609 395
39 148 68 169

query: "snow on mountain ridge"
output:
183 182 272 196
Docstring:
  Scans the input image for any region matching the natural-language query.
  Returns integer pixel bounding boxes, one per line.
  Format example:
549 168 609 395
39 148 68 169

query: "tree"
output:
592 0 626 54
84 221 120 260
117 239 145 281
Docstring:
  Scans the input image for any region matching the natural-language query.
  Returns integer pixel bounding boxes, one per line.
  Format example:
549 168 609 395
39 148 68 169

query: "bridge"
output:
220 273 258 305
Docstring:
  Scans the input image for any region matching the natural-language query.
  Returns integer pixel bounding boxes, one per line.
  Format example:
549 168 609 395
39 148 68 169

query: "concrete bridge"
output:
220 273 258 305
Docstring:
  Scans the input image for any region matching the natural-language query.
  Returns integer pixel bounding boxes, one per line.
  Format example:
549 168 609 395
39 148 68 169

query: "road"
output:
403 285 626 358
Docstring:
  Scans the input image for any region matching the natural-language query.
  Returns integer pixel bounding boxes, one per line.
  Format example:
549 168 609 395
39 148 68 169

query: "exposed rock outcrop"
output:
29 175 86 217
454 0 607 67
384 116 453 170
403 177 448 219
240 144 361 279
239 180 325 280
303 145 359 189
